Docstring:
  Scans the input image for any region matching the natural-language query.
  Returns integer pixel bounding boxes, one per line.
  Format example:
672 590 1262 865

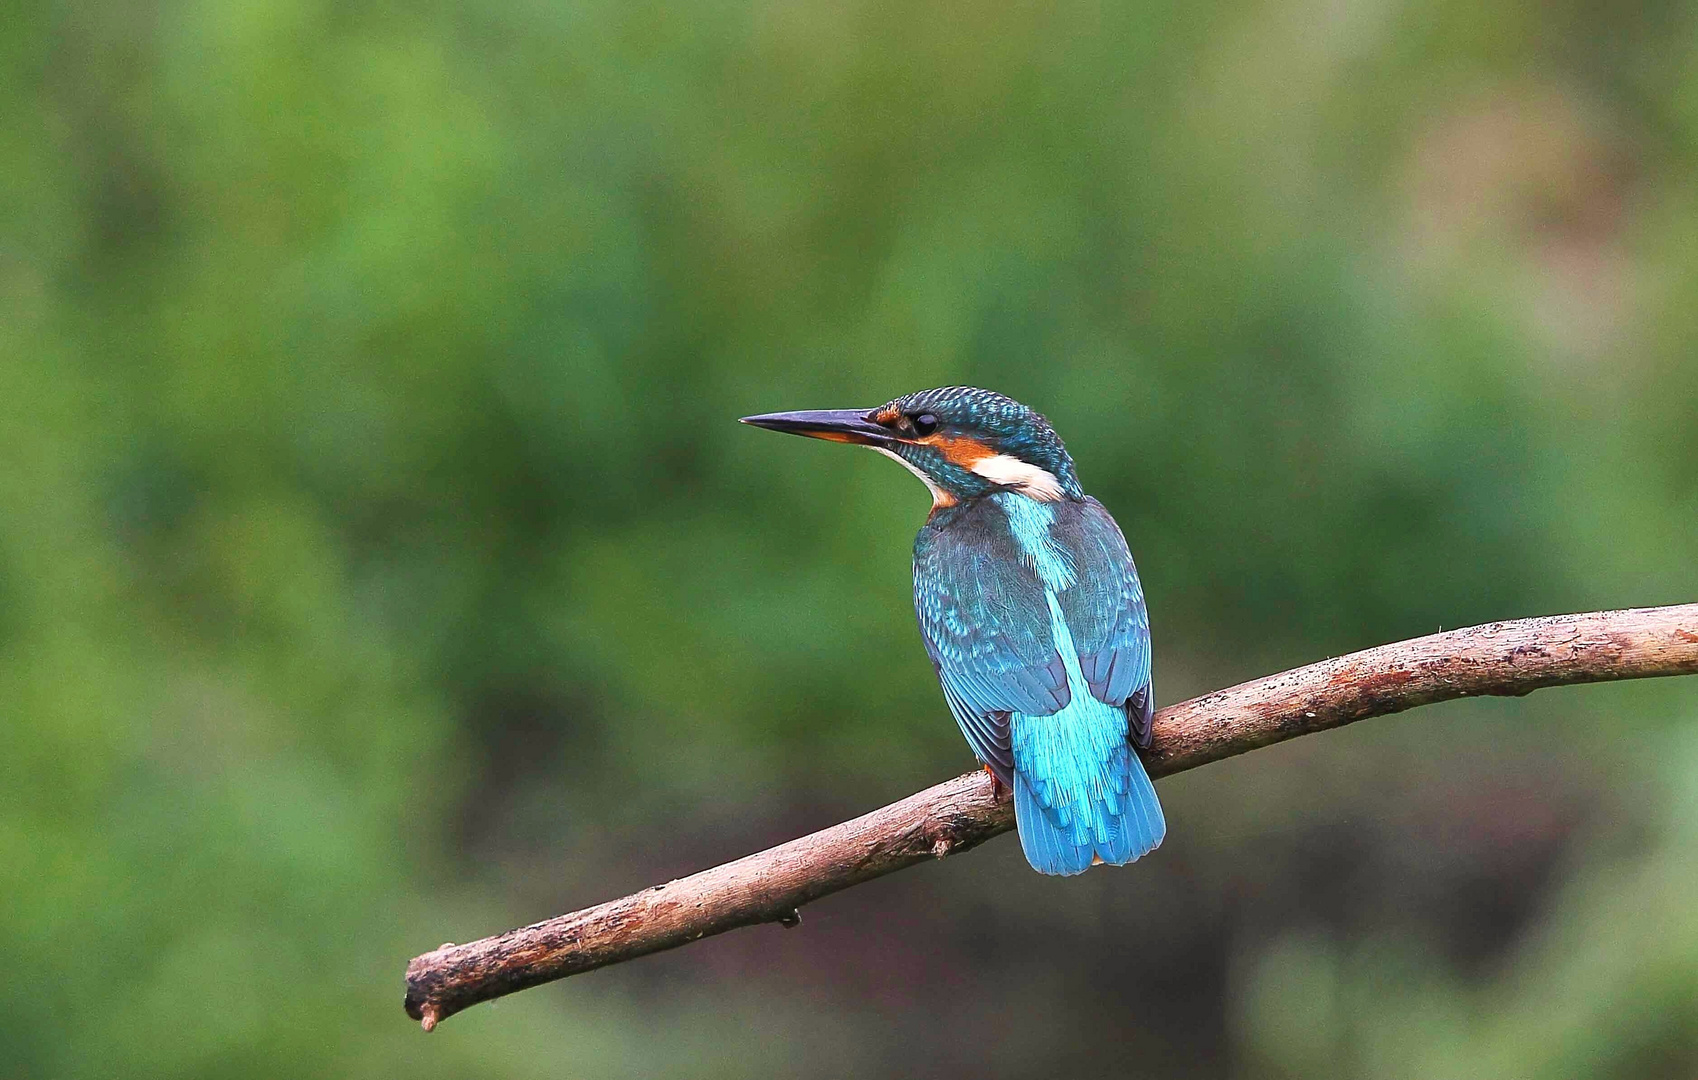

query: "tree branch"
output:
404 604 1698 1030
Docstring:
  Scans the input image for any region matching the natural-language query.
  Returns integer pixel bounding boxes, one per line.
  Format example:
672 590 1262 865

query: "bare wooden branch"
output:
405 603 1698 1030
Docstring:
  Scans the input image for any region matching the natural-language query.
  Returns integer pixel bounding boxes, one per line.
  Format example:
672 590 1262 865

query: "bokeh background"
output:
6 0 1698 1076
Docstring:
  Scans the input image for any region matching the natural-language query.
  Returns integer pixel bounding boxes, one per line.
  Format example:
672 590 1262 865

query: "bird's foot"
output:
982 764 1009 800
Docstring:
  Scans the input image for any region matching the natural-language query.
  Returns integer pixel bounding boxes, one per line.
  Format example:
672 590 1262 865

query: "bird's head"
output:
740 386 1082 508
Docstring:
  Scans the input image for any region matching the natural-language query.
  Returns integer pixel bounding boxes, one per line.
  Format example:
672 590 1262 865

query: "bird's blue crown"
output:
871 387 1083 505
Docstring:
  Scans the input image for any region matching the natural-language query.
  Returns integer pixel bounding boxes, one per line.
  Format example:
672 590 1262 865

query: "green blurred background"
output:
6 0 1698 1076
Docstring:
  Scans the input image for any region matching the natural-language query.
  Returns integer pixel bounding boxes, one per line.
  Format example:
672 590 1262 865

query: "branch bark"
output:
405 603 1698 1030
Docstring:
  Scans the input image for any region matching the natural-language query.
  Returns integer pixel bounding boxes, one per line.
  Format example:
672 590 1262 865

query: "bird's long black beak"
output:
738 408 893 446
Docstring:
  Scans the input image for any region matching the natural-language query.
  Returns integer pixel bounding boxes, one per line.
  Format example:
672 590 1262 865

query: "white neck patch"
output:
872 446 954 507
970 454 1064 501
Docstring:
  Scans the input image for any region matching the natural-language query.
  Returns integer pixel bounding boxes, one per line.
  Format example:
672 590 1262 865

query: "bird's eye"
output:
910 413 939 437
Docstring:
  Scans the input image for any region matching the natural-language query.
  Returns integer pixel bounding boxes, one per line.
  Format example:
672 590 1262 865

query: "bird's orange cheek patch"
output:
929 435 997 468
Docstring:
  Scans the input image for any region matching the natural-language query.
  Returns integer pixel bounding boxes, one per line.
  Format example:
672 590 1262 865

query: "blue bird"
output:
742 387 1163 875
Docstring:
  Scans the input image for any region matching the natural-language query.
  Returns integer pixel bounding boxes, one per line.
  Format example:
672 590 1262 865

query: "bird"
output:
741 386 1163 875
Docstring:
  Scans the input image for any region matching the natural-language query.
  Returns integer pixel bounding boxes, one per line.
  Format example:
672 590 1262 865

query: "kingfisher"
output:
742 387 1163 875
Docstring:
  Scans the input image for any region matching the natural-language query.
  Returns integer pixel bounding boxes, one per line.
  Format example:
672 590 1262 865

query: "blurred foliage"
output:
4 0 1698 1076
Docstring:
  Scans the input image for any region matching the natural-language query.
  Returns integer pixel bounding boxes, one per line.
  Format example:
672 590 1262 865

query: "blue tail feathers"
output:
1003 557 1165 875
1012 739 1165 877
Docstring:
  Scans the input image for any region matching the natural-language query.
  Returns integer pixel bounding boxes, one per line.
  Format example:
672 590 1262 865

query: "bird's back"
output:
914 493 1163 874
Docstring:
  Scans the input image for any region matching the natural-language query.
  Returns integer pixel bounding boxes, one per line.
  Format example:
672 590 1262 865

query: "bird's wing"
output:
1054 497 1154 747
914 515 1071 786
